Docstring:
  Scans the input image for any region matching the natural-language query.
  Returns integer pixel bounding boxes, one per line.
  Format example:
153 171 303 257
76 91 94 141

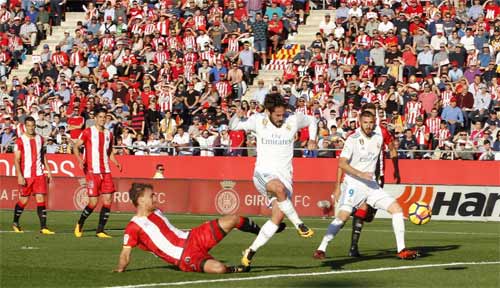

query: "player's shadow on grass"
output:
122 265 177 272
321 245 460 270
250 264 320 272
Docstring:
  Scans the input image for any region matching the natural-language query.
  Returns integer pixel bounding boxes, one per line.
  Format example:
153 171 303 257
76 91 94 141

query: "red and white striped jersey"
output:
441 90 453 107
425 117 441 135
438 127 451 147
70 51 84 67
295 106 311 115
15 134 44 178
130 23 144 35
79 126 113 174
184 63 196 81
200 50 214 64
405 101 424 125
26 94 38 110
51 53 68 66
167 36 181 50
194 15 206 29
314 63 328 81
0 51 9 63
0 11 11 23
151 36 166 50
183 36 196 50
227 38 239 53
327 51 341 64
412 124 429 145
340 54 355 66
123 209 189 266
215 81 232 99
183 52 198 63
158 91 173 112
49 98 63 113
143 23 157 36
100 37 115 51
154 51 168 65
354 34 372 47
101 52 113 63
29 83 42 96
156 20 169 36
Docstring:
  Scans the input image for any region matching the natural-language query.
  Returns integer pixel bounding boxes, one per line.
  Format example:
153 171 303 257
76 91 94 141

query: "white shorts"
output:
253 169 292 207
338 178 395 213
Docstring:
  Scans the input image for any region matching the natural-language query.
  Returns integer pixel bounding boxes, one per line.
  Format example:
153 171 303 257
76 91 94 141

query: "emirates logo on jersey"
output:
73 178 89 210
215 181 240 215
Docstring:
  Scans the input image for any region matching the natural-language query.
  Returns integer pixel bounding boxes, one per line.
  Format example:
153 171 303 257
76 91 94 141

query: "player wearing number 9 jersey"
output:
313 110 418 260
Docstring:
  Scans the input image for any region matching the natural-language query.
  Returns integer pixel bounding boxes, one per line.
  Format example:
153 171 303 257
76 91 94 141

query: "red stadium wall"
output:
0 155 499 220
0 154 498 185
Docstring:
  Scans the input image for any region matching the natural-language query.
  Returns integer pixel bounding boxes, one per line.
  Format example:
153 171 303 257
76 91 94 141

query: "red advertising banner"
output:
0 177 333 217
0 154 498 185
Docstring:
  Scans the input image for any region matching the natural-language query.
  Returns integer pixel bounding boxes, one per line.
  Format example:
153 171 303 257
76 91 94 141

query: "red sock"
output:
36 202 46 207
103 203 112 209
235 216 245 229
17 201 26 209
354 208 367 219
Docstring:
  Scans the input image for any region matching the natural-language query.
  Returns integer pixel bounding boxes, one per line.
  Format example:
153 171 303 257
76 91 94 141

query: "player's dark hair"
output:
361 103 376 114
264 93 287 113
129 183 154 207
25 116 36 124
96 108 108 116
360 110 375 119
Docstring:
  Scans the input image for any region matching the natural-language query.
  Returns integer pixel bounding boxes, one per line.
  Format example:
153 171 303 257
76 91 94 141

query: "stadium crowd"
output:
0 0 499 161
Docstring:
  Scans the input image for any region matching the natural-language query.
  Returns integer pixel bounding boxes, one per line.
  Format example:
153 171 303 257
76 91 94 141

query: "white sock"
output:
277 199 302 229
249 220 279 252
317 218 344 252
392 212 406 253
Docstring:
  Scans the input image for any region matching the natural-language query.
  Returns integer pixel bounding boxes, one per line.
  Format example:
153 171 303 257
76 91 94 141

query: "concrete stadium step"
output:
8 11 86 84
242 10 330 99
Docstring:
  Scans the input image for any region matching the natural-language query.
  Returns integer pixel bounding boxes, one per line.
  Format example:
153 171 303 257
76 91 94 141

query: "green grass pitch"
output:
1 210 499 287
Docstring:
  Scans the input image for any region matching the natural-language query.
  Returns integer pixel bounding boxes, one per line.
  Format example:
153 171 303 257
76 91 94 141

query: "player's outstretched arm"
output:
114 246 132 273
295 113 318 148
229 108 257 132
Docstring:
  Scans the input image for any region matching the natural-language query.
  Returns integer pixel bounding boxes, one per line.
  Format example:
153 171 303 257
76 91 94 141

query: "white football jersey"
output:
340 127 383 183
230 112 317 179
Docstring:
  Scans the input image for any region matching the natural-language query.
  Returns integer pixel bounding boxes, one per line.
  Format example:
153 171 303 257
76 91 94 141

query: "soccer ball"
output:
408 201 432 225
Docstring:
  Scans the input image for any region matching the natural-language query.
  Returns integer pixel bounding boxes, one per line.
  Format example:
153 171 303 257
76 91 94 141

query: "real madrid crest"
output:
286 124 291 131
262 118 268 126
359 139 364 145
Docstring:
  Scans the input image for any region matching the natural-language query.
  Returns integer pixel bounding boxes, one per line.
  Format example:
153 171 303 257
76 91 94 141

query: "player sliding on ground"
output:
314 110 418 260
114 183 261 273
229 93 317 267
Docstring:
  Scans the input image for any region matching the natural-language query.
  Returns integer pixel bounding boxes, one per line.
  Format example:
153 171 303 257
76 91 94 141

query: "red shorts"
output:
178 219 226 273
86 173 115 197
20 175 47 197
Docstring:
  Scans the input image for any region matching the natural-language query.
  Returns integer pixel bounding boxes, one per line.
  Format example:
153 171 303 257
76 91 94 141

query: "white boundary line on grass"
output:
105 261 500 288
1 228 498 237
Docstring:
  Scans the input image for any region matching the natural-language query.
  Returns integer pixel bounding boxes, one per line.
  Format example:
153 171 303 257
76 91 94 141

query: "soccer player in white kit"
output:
314 110 418 260
229 94 317 267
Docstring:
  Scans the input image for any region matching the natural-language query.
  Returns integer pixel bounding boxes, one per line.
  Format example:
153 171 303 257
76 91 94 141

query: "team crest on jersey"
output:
262 118 268 126
359 139 364 145
285 124 291 131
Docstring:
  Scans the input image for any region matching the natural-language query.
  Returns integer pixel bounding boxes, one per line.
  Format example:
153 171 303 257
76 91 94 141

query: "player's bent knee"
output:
387 202 403 214
203 260 227 274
